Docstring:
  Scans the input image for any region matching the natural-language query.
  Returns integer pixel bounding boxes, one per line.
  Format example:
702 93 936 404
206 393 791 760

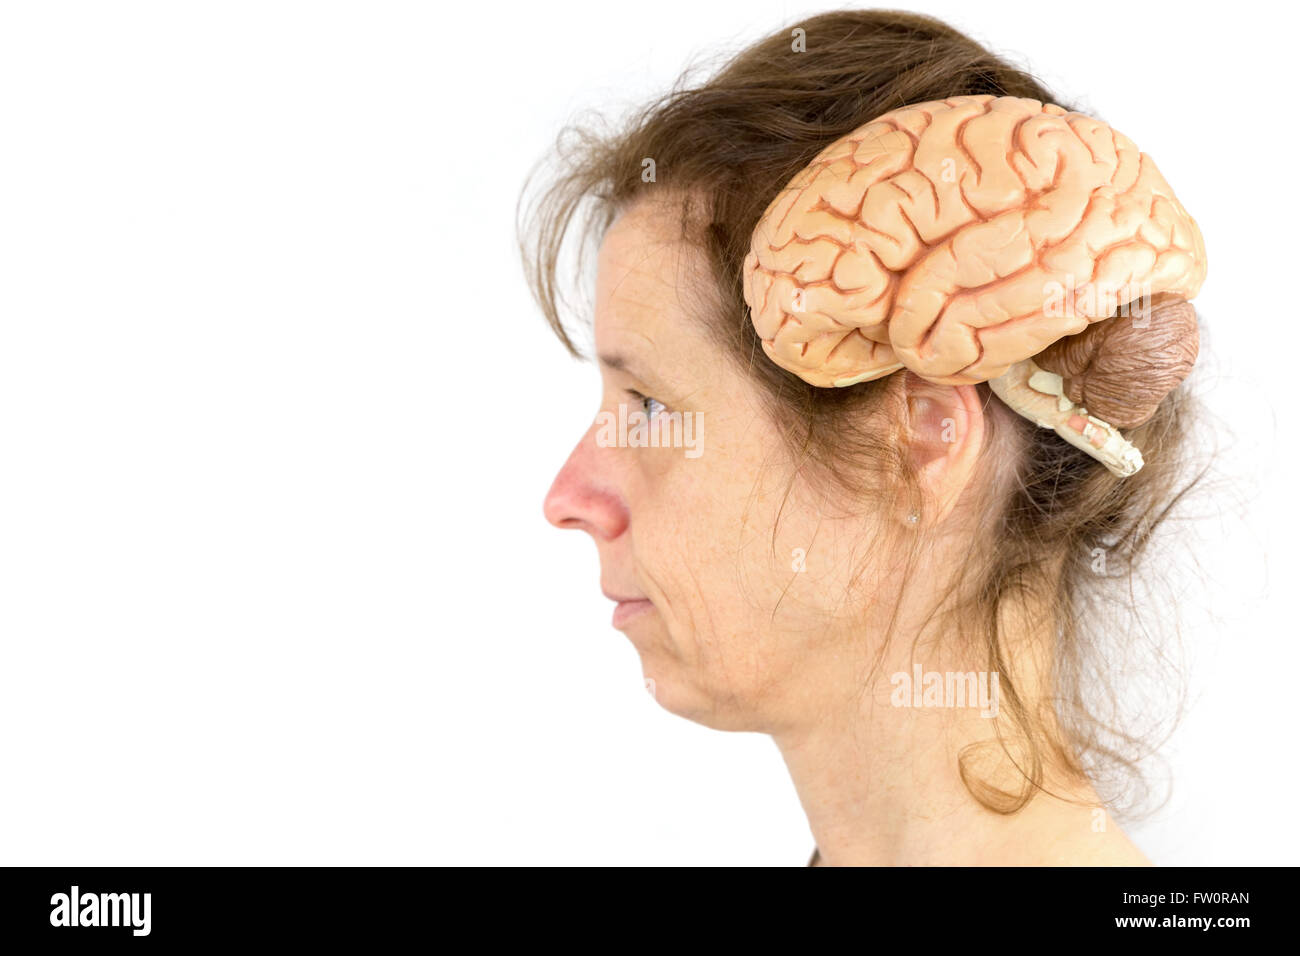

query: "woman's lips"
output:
611 599 654 629
603 590 654 629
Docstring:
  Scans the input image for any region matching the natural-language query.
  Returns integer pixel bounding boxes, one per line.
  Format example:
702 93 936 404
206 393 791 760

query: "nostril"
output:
543 486 585 531
542 496 568 529
543 479 627 540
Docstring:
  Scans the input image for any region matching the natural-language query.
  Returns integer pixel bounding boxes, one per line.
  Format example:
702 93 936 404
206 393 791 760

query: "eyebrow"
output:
597 352 648 380
598 350 698 406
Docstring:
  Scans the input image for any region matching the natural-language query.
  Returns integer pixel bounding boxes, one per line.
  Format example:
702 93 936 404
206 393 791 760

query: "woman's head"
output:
543 190 1007 732
523 10 1203 816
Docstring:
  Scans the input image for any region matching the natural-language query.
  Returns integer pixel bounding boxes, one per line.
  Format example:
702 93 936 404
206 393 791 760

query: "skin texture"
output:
544 196 1153 866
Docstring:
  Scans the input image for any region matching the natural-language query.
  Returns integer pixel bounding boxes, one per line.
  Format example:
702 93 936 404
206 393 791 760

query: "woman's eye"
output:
629 390 666 418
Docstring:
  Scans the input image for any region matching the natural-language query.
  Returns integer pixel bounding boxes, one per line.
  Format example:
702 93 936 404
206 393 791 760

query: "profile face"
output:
543 196 900 733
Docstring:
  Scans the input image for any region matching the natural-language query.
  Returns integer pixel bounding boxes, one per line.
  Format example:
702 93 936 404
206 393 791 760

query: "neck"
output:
779 712 1148 866
775 598 1150 866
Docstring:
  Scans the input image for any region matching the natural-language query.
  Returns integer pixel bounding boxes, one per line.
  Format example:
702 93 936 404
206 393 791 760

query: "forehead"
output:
593 197 713 356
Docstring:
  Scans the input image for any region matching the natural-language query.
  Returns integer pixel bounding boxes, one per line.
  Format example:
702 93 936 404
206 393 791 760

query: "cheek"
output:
628 405 832 626
635 513 732 611
637 477 804 639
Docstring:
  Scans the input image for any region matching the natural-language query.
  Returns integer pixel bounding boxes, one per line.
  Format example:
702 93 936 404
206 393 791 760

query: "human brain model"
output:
742 94 1207 476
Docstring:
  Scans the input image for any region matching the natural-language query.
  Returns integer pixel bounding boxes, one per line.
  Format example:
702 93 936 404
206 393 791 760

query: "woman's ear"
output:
900 371 986 526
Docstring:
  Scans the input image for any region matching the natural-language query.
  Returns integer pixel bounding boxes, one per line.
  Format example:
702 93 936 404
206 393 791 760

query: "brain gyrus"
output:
742 94 1207 389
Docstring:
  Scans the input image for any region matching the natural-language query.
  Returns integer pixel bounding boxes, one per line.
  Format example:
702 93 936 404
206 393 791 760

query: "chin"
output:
638 660 768 732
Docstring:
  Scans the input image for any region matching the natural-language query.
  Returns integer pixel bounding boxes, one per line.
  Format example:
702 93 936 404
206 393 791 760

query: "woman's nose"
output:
543 423 629 541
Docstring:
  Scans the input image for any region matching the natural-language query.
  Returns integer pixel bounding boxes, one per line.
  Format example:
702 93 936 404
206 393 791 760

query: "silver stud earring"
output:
906 509 920 525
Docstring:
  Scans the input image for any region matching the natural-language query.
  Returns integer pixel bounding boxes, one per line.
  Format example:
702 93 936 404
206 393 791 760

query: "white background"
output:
0 0 1294 865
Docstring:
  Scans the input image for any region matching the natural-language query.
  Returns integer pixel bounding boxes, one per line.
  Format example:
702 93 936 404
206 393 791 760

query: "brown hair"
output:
518 9 1210 828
